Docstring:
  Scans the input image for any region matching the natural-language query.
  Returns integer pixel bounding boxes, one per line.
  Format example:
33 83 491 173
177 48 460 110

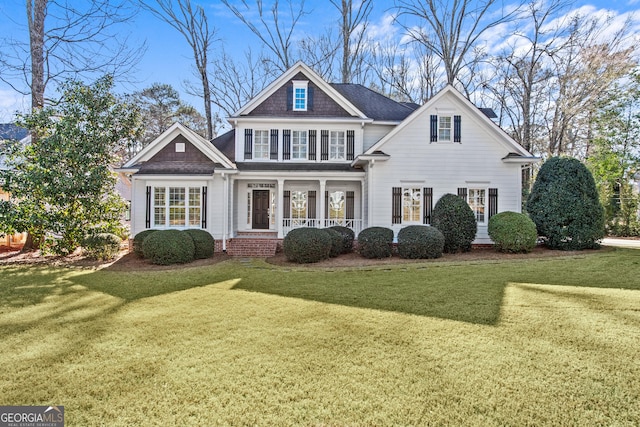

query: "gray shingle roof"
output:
211 129 235 160
330 84 418 121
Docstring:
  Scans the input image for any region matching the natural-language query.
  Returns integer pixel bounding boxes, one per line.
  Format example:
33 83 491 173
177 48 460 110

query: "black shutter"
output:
321 130 329 160
283 191 291 218
346 191 355 220
488 188 498 219
325 191 329 218
308 191 316 219
244 129 253 159
423 187 433 225
458 187 468 200
454 115 461 143
430 115 438 142
270 129 279 160
286 86 293 111
201 186 207 228
392 187 402 224
282 129 291 160
308 87 314 111
347 130 355 160
309 130 317 161
145 186 151 228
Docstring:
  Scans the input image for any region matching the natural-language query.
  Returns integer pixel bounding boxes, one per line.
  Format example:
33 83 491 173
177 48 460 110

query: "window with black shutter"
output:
308 191 317 219
347 130 355 160
488 188 498 219
145 186 151 228
321 130 329 160
454 115 461 143
282 129 291 160
309 130 317 160
283 191 291 218
244 129 253 159
392 187 402 224
423 187 433 224
270 129 279 160
457 187 468 200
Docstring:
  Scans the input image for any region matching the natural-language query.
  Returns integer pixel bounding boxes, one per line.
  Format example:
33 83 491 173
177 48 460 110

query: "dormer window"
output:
293 81 308 111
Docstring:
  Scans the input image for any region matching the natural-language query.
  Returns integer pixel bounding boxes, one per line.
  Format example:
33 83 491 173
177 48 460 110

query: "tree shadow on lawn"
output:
231 263 508 326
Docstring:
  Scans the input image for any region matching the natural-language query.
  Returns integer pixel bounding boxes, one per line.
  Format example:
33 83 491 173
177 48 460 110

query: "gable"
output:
362 86 535 160
121 122 235 172
247 72 354 118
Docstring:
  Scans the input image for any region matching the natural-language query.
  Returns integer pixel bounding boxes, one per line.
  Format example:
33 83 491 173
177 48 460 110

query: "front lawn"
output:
1 248 639 425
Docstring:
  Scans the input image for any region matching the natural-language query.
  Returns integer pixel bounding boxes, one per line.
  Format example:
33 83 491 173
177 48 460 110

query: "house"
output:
120 62 539 256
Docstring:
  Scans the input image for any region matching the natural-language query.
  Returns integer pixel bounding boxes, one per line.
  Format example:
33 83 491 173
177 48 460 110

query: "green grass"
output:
0 248 639 426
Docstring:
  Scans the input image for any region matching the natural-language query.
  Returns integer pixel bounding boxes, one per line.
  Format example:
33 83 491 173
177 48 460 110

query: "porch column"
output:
277 178 285 238
319 179 326 228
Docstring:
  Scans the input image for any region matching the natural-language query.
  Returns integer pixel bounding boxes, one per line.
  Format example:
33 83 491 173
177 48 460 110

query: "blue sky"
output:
0 0 638 123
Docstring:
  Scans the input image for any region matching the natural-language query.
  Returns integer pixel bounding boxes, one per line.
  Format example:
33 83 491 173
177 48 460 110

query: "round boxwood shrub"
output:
142 229 195 265
357 226 394 259
133 229 158 257
527 156 604 250
488 211 537 253
283 227 332 263
183 229 215 259
82 233 122 261
323 228 343 258
397 225 445 259
432 193 477 253
328 225 355 253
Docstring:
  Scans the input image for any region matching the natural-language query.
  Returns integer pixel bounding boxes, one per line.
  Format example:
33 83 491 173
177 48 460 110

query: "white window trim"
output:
292 80 308 111
291 130 308 160
329 130 346 161
153 185 202 228
402 187 422 224
467 187 487 224
253 130 270 160
438 115 452 142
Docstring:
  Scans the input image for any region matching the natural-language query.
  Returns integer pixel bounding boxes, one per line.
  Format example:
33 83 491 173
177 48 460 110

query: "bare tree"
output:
394 0 522 86
144 0 217 139
544 14 637 158
1 0 142 110
206 48 275 116
330 0 374 83
221 0 309 72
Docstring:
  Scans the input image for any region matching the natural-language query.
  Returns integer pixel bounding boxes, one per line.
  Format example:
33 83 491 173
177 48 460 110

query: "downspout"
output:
221 171 228 252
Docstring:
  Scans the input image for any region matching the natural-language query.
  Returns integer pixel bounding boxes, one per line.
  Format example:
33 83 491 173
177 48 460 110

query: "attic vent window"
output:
175 142 185 153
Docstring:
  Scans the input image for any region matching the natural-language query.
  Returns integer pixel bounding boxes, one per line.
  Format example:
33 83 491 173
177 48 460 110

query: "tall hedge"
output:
431 193 477 253
357 227 394 259
527 157 604 250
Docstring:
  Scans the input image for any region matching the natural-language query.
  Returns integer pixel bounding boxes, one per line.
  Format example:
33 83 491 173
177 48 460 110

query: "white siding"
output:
365 92 523 243
363 123 396 152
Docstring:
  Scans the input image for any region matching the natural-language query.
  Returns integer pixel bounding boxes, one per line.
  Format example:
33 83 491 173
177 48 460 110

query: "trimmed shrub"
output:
323 228 343 258
397 225 445 259
432 193 477 253
133 229 158 257
488 211 537 253
357 227 394 259
283 227 332 263
328 225 355 254
82 233 122 261
142 229 195 265
183 229 215 259
527 157 604 250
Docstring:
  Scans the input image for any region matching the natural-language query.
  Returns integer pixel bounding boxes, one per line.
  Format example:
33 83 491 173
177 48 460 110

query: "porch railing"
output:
282 218 363 236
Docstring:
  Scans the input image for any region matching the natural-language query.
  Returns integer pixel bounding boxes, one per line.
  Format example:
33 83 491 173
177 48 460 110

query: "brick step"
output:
226 238 279 257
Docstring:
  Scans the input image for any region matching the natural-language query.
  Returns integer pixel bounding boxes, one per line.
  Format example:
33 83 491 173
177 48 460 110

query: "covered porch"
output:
231 172 365 240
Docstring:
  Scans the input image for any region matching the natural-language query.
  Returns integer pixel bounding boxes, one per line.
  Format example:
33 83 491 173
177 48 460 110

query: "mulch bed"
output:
0 245 604 271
